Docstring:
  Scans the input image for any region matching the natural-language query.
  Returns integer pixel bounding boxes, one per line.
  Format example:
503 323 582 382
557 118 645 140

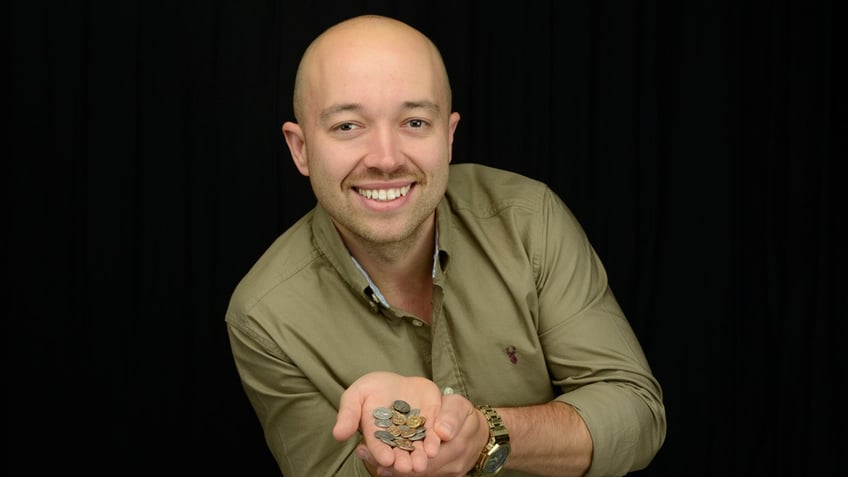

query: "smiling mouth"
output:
356 185 412 202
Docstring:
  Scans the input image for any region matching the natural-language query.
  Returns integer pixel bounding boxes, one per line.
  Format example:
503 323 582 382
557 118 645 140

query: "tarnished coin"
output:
393 399 411 414
395 438 415 451
372 399 427 452
391 412 407 425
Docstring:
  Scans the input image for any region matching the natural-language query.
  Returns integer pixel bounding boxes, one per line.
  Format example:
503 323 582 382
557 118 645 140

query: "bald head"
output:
291 15 452 124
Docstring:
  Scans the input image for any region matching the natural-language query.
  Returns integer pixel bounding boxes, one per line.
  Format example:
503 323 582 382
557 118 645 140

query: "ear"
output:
282 121 309 176
447 112 461 163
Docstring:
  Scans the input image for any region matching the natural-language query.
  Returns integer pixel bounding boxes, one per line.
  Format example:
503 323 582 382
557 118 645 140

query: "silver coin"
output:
374 399 427 452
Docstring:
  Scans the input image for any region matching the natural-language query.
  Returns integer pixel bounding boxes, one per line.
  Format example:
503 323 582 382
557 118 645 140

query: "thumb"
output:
433 394 477 441
332 386 365 441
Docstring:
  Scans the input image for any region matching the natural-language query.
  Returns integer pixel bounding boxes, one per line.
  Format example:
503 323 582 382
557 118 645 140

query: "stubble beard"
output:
327 166 448 262
337 202 436 263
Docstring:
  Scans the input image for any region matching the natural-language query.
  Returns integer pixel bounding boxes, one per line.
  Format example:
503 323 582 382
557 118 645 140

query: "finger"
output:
369 438 397 468
355 442 393 476
421 420 442 457
389 446 414 474
432 393 475 441
409 442 431 473
355 443 373 464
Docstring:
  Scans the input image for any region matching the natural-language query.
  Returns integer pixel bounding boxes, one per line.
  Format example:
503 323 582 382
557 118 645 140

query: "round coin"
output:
374 399 428 453
395 438 415 451
392 400 411 414
391 413 407 425
406 415 424 428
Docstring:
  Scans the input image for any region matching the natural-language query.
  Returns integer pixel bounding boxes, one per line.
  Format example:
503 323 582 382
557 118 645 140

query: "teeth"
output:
357 185 411 202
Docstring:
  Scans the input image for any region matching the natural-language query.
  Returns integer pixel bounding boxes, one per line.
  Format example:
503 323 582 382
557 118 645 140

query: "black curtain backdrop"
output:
7 1 845 475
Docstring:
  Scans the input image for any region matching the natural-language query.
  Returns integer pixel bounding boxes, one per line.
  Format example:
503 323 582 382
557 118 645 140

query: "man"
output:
226 14 665 477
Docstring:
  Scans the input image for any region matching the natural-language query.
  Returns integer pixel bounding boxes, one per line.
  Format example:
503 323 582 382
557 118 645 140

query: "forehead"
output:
301 25 447 117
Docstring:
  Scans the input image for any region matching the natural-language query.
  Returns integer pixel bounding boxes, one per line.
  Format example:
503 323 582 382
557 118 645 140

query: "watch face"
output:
483 445 510 473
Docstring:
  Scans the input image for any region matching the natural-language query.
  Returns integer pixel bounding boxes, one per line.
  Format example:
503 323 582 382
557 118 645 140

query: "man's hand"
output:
333 372 488 476
333 372 443 473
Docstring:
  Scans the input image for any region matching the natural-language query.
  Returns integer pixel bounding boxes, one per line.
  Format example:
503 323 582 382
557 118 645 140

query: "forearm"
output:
497 401 593 477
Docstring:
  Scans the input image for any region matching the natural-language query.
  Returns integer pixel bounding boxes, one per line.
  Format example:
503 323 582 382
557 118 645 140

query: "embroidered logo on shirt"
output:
505 345 518 364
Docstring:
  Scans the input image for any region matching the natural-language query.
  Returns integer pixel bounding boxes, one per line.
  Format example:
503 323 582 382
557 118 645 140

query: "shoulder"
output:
442 163 585 246
228 209 323 314
446 163 551 214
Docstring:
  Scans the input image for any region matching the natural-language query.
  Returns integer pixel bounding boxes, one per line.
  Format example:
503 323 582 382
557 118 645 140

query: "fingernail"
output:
355 447 369 460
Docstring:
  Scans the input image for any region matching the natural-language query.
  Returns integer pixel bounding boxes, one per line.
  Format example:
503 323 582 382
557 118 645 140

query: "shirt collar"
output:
310 200 452 309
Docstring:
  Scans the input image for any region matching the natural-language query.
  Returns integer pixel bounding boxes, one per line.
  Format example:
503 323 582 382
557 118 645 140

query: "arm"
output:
346 186 665 477
226 321 370 476
531 187 667 476
344 391 593 477
343 185 665 477
496 402 593 476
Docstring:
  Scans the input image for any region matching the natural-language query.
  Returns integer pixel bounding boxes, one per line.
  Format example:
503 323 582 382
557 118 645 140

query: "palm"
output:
336 372 444 470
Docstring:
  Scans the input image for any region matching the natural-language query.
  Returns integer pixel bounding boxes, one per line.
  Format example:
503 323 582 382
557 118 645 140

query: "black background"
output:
7 1 845 475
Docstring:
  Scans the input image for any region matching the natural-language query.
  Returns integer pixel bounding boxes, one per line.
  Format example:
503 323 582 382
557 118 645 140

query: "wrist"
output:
467 405 511 476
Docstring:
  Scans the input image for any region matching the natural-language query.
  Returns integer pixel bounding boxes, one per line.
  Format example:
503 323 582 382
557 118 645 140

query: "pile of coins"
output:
372 399 427 451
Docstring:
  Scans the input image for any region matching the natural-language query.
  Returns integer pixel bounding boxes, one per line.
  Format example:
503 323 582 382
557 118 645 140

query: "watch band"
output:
469 405 511 476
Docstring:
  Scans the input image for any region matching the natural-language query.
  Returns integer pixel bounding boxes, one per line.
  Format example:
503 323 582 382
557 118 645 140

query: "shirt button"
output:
411 319 424 327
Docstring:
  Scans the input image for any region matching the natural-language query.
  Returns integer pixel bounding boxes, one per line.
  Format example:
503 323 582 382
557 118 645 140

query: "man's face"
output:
286 31 460 249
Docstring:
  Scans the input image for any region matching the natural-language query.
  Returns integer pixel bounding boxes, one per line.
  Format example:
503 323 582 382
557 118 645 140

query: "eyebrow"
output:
318 100 441 124
403 100 441 115
319 103 362 123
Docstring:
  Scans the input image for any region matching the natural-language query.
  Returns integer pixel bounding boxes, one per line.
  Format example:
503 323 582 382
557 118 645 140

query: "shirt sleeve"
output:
225 313 372 477
534 187 667 476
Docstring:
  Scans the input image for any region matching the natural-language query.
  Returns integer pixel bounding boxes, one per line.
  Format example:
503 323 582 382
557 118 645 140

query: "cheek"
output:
408 140 452 165
305 148 353 186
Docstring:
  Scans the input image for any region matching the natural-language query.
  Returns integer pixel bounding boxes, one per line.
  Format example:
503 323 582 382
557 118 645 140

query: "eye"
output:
335 122 359 132
406 118 427 128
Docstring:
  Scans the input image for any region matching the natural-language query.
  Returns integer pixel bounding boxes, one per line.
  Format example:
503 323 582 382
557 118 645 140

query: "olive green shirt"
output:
226 163 666 476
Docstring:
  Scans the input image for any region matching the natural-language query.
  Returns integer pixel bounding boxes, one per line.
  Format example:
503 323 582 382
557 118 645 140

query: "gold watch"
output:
469 405 511 476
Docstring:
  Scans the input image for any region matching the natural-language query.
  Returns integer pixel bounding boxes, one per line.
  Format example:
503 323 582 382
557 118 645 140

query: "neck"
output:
341 220 436 320
348 223 434 285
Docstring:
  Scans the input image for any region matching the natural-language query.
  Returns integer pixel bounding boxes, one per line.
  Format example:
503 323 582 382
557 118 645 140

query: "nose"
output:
361 125 404 171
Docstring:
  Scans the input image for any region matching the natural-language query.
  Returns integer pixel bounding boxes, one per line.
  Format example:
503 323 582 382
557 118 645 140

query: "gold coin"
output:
395 438 415 451
406 415 424 428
